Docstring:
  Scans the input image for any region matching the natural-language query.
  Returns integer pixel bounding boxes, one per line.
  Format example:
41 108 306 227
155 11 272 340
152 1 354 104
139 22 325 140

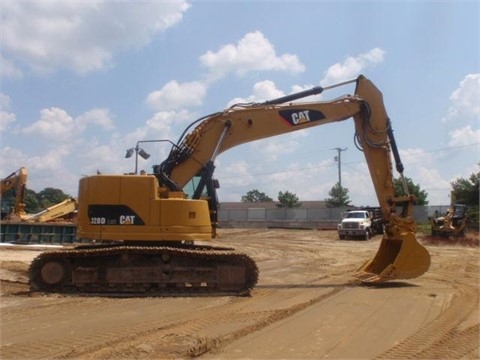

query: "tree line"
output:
240 173 479 224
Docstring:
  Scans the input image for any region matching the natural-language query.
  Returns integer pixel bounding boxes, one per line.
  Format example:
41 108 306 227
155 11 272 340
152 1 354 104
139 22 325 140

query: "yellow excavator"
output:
1 167 28 221
1 166 77 223
29 75 430 295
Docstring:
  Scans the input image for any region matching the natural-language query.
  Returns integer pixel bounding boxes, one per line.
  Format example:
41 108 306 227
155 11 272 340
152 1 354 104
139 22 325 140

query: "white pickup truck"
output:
337 208 383 240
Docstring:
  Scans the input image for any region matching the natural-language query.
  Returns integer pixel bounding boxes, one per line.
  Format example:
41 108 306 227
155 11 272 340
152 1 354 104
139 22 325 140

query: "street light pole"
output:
125 139 178 174
125 141 152 174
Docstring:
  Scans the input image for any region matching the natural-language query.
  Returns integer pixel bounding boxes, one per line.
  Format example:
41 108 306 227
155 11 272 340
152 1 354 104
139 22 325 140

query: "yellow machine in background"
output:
430 203 468 237
29 75 431 295
1 167 77 223
1 167 78 244
24 198 78 223
1 167 28 220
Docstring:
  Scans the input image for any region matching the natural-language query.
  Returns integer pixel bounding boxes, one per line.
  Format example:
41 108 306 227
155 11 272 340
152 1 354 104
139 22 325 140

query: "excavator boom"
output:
24 198 78 223
157 75 430 282
29 75 430 295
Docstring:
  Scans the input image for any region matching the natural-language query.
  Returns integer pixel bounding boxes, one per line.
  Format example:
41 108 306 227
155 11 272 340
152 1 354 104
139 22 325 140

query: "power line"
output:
218 142 478 181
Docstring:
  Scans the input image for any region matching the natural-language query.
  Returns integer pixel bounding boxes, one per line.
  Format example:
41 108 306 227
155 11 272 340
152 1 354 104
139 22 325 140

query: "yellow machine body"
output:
77 175 213 242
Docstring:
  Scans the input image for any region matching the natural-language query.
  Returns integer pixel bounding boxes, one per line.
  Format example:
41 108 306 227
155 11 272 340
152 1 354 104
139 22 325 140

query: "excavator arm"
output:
156 75 430 282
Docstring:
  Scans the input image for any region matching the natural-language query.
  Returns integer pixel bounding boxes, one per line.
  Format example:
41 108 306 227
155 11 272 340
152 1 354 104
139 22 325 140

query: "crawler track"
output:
29 244 258 296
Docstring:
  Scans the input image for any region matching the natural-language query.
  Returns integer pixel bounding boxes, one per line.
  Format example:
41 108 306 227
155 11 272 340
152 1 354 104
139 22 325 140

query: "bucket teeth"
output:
354 272 383 283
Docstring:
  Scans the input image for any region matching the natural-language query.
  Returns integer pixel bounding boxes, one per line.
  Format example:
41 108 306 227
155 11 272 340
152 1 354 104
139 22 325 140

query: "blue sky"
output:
1 0 478 207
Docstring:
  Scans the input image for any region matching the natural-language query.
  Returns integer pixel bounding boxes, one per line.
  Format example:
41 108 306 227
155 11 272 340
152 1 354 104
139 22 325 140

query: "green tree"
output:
450 172 479 205
277 190 301 208
1 189 16 215
37 187 71 208
324 182 351 208
393 177 429 205
450 172 479 227
241 189 273 202
1 188 41 215
24 189 41 213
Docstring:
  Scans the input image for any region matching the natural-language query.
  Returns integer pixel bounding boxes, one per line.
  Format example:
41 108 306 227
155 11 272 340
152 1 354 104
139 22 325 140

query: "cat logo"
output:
279 109 325 126
120 215 136 224
291 110 311 124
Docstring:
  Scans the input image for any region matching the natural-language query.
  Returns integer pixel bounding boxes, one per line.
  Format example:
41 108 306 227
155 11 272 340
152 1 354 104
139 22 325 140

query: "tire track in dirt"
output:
1 296 93 320
4 231 475 360
186 287 346 358
70 285 347 359
1 304 199 360
2 295 233 359
2 233 349 359
1 285 344 359
376 262 479 359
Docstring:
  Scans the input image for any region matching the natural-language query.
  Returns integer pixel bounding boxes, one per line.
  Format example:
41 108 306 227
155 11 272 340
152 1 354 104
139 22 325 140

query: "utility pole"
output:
332 147 347 188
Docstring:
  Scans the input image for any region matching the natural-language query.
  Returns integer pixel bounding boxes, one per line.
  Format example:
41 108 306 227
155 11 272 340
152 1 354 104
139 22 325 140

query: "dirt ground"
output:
1 229 479 360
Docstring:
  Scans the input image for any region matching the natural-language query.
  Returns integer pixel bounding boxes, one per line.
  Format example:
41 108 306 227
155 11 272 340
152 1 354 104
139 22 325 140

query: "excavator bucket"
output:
355 232 430 283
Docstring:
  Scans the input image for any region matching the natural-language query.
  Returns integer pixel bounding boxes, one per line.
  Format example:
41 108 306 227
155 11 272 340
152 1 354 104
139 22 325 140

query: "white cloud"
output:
443 73 480 123
321 48 386 85
1 1 190 74
23 107 74 138
0 147 28 178
28 147 69 171
125 111 178 144
0 93 16 132
448 126 480 146
76 108 116 132
22 107 115 141
398 148 458 205
251 80 285 101
78 142 122 175
0 54 23 78
227 80 285 106
120 109 194 158
199 31 305 80
0 111 16 133
0 111 16 132
0 93 11 111
251 137 301 162
442 74 480 147
146 81 208 111
218 160 256 188
261 159 337 200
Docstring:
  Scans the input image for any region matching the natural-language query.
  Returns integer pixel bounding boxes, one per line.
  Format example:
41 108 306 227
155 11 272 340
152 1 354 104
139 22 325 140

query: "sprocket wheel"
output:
30 256 72 291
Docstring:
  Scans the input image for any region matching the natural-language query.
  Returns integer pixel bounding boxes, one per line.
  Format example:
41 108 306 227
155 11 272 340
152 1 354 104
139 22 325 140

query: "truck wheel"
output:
339 235 345 240
364 229 370 240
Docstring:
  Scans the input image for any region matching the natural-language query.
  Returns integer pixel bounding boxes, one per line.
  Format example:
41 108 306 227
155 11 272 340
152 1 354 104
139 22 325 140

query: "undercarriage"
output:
29 243 259 296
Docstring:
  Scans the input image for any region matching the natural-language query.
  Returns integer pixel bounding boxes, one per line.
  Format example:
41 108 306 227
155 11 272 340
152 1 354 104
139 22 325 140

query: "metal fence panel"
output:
286 208 308 220
248 208 266 220
218 205 448 223
266 208 287 221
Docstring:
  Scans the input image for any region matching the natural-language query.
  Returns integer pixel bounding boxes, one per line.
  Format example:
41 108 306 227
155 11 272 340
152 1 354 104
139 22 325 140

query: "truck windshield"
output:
346 212 366 219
